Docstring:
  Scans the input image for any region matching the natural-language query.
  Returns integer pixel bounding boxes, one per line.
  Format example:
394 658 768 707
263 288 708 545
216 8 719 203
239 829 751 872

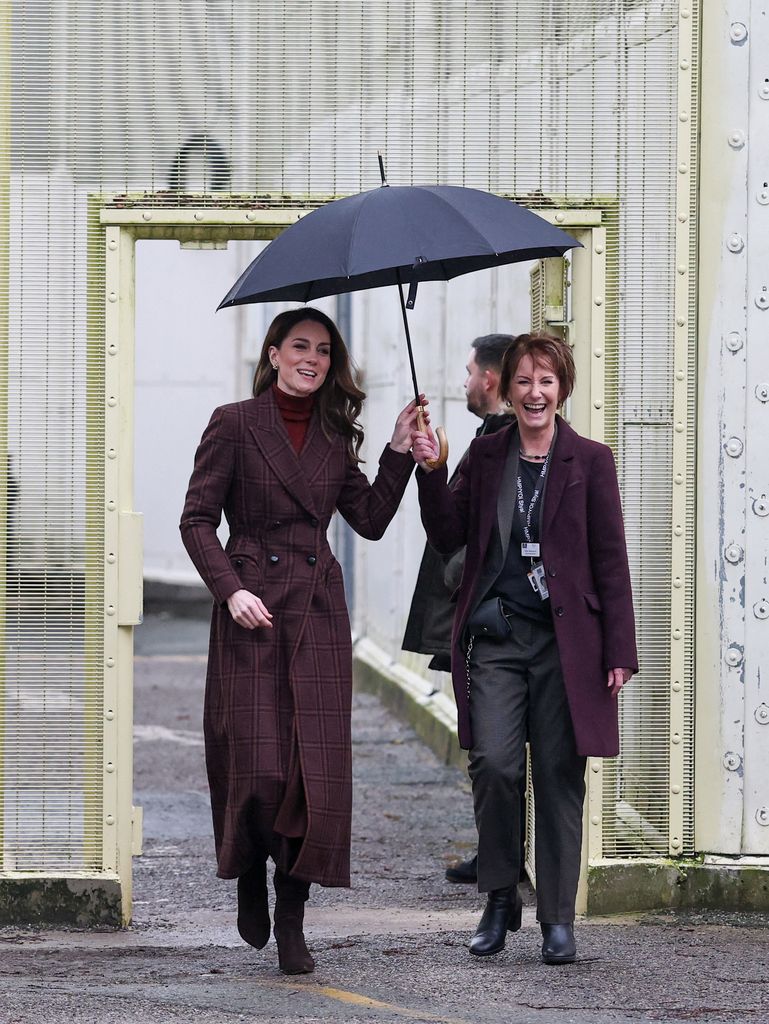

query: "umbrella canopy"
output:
218 184 580 309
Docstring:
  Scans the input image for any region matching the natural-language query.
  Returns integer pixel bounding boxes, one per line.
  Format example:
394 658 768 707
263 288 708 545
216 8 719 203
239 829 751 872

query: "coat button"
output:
306 555 317 566
269 554 280 564
310 517 319 527
555 606 564 617
548 567 557 578
233 558 243 568
270 520 282 530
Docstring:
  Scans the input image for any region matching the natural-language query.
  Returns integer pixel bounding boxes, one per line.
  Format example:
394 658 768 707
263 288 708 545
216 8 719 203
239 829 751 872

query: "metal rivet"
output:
107 448 117 460
594 244 605 255
194 212 203 221
676 370 685 381
678 163 688 174
106 605 116 616
107 343 118 356
107 396 118 407
246 211 257 221
107 500 116 511
679 112 689 123
755 704 769 725
677 213 688 223
756 383 769 402
670 839 682 853
725 331 743 352
671 785 681 795
593 348 603 358
728 129 746 149
754 497 769 517
675 422 684 433
555 213 565 223
760 82 769 101
672 629 682 641
723 752 741 771
672 681 682 693
677 264 687 275
730 22 748 43
754 601 769 620
591 763 601 773
680 59 690 71
727 233 745 253
142 212 153 221
725 437 744 458
105 762 115 774
674 473 684 485
673 577 682 589
758 189 769 206
756 807 769 827
674 525 684 537
106 814 115 825
108 292 118 303
591 815 600 826
680 8 690 18
106 553 116 564
594 296 604 306
108 239 118 251
756 291 769 310
105 660 115 670
725 646 744 667
593 400 603 410
676 316 686 327
724 544 744 564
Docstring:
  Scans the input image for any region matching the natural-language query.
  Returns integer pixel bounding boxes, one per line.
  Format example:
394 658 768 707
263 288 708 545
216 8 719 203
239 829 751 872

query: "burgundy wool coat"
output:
180 389 414 886
416 415 638 757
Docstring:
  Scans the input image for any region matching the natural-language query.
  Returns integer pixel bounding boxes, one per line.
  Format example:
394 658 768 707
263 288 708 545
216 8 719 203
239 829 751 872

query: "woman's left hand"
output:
389 395 429 453
607 667 633 697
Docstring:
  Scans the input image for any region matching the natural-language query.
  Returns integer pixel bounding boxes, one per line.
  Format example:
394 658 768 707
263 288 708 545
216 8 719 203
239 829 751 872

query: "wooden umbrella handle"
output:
416 405 449 469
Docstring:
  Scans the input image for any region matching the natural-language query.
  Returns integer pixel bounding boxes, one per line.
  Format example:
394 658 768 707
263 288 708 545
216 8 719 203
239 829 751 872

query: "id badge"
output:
527 561 549 600
521 542 540 558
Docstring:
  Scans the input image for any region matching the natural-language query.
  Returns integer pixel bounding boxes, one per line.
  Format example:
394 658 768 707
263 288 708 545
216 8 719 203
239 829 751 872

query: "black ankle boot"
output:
469 886 523 957
540 922 576 965
236 861 270 949
273 868 315 975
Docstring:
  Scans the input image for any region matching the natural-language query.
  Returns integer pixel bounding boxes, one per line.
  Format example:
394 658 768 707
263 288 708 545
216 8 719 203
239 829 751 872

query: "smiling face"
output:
269 319 332 397
507 353 561 438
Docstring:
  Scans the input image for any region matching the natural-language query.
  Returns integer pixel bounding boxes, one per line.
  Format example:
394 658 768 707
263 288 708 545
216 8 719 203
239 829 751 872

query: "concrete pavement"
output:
0 613 768 1023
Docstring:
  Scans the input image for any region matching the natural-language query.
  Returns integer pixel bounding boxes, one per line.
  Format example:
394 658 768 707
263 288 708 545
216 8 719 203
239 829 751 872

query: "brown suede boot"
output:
237 860 270 949
273 868 315 975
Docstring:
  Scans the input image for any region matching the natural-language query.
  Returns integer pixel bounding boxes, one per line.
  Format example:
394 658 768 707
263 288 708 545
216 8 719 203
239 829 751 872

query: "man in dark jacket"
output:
402 333 516 883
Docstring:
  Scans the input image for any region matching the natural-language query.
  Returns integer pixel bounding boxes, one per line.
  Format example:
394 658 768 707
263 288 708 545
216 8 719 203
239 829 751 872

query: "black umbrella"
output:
219 160 581 466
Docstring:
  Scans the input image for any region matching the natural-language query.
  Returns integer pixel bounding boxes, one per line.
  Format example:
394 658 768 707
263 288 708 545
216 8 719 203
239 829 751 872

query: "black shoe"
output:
445 853 478 884
237 862 270 949
540 922 576 965
469 887 523 957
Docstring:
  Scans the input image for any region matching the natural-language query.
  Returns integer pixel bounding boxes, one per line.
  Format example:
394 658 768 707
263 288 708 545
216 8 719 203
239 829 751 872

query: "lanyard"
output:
515 453 550 545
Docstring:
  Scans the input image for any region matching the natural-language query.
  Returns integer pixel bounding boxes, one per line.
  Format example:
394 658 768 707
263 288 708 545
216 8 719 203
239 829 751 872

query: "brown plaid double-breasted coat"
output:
180 388 414 886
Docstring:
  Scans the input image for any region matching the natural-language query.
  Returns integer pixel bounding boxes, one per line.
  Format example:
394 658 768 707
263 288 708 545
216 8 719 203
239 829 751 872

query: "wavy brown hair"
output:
499 331 576 406
252 307 366 463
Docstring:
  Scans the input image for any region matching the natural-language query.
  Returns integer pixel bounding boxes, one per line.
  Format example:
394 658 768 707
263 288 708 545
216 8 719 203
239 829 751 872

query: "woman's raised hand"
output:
389 395 430 454
227 589 274 629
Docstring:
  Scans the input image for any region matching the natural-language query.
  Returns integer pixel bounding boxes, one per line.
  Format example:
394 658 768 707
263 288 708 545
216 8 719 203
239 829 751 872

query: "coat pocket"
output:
584 591 602 614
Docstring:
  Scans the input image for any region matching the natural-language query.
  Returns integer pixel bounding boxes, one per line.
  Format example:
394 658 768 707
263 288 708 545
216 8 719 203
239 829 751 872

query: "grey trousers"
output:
467 615 586 923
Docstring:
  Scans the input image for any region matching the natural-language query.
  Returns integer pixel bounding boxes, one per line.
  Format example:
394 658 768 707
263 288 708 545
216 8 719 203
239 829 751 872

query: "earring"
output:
271 362 278 370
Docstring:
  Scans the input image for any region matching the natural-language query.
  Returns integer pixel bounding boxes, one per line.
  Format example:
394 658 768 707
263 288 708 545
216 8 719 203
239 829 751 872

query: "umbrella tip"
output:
377 151 388 187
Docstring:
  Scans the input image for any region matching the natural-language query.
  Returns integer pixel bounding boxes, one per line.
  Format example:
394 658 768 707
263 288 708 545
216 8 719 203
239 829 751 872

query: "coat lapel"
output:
247 390 320 517
542 415 577 536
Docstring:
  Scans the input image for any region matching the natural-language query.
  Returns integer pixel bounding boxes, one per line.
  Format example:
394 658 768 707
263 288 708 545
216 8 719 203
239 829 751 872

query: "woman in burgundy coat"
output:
181 307 420 974
412 332 637 966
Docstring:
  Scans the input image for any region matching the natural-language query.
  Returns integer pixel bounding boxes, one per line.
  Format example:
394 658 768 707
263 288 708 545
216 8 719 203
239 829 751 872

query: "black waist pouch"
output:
465 597 511 639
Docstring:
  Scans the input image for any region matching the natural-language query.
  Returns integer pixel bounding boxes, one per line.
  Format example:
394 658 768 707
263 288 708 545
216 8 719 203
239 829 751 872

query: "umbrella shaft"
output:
396 272 422 406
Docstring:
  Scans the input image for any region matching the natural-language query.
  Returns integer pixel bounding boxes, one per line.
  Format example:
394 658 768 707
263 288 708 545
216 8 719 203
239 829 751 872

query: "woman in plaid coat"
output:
181 307 419 973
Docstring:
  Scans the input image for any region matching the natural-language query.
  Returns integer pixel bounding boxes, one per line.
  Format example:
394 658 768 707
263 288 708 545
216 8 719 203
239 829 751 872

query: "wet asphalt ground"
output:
1 612 768 1023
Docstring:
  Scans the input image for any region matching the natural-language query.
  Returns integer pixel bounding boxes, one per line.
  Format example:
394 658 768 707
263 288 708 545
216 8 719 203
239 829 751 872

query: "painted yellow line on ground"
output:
313 984 474 1024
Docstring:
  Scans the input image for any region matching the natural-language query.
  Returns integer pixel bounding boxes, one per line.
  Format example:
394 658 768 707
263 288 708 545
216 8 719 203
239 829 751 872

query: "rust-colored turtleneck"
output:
272 382 316 453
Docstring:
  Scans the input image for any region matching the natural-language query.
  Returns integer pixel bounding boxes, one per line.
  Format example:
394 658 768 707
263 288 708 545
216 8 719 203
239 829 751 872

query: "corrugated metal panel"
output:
2 0 695 875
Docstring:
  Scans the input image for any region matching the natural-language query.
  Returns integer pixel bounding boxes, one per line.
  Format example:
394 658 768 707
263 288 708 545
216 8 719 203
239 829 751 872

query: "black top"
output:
489 456 552 624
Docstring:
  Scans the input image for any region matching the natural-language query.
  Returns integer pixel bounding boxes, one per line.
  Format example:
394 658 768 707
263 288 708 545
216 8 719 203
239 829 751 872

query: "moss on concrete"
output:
0 878 122 928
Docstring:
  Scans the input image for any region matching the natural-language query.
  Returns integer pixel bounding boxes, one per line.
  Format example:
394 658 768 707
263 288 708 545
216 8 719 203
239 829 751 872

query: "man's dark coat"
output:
416 415 638 757
402 412 512 670
181 389 414 886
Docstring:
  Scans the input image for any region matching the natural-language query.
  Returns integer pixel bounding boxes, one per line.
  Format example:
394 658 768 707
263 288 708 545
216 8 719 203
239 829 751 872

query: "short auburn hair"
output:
499 331 576 406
